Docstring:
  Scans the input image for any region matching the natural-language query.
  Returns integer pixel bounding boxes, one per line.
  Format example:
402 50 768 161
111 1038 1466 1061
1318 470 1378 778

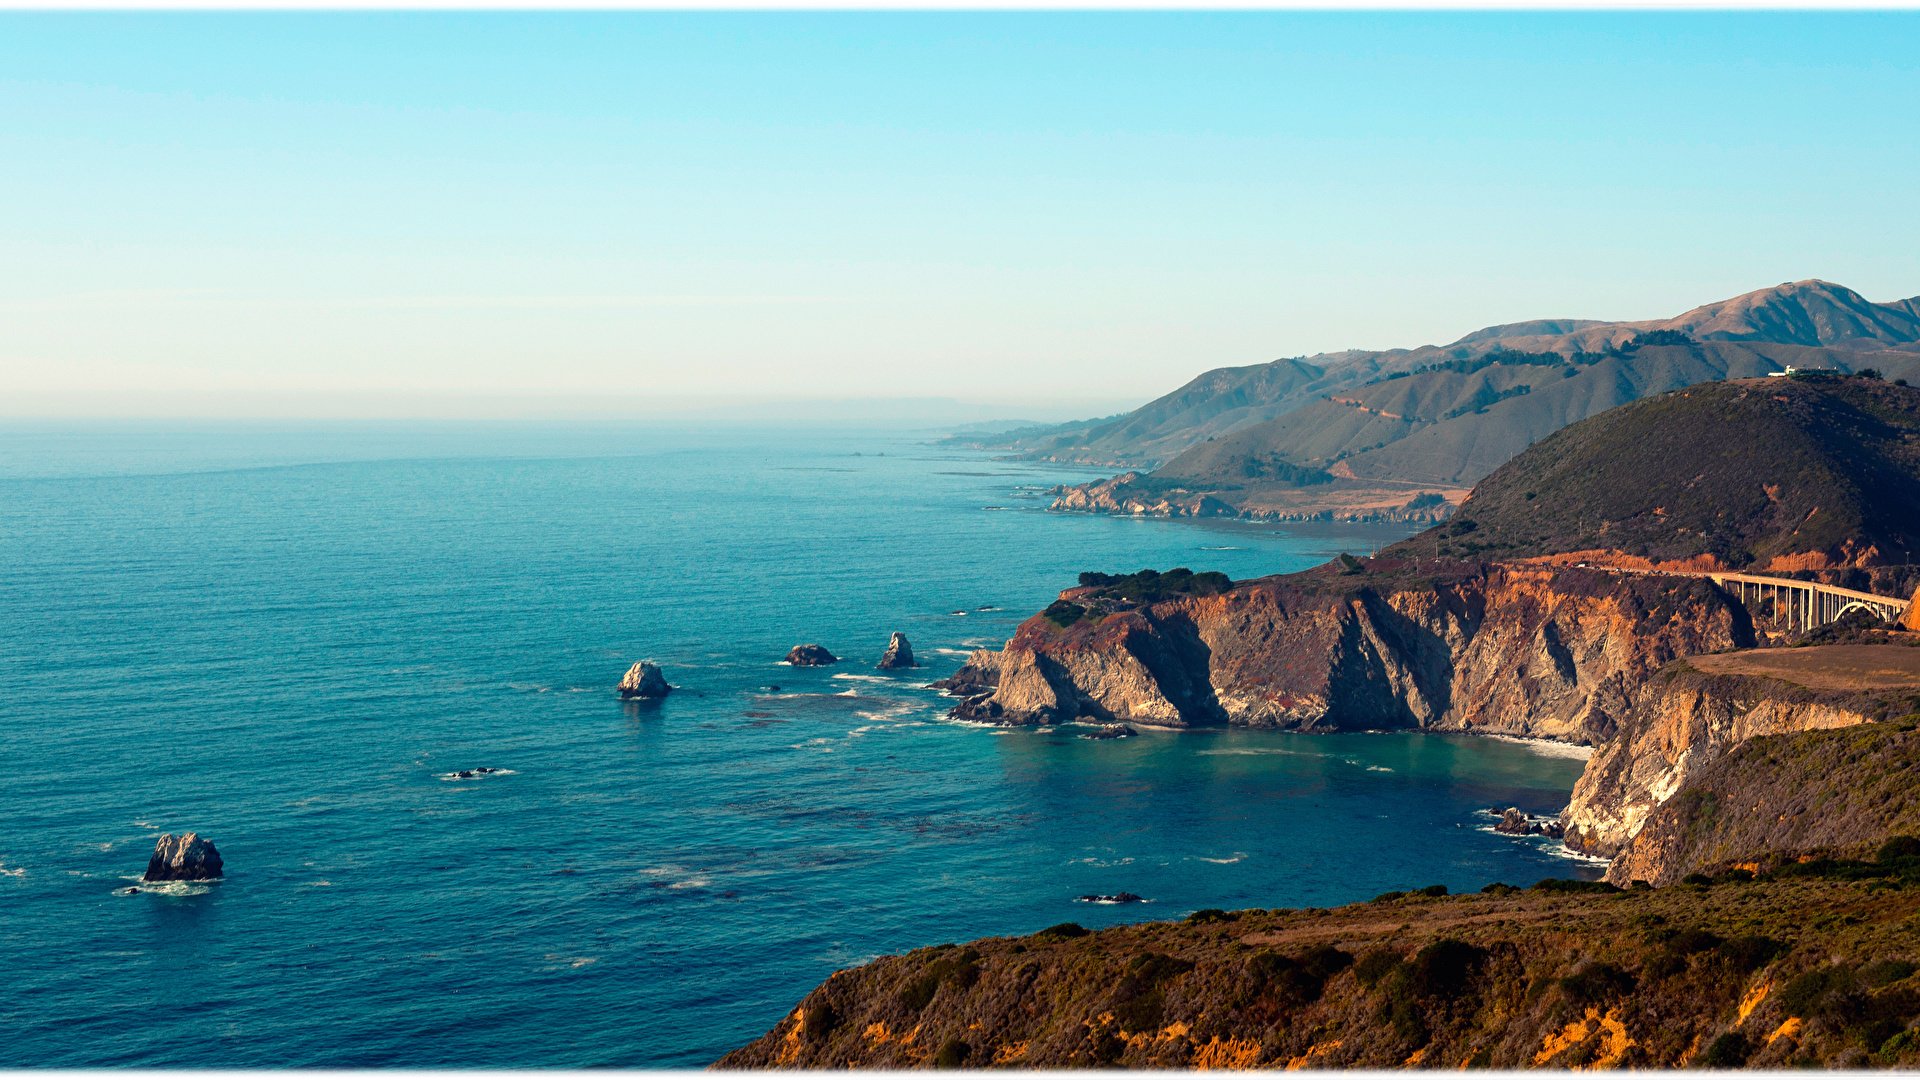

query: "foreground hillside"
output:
1018 281 1920 522
720 865 1920 1069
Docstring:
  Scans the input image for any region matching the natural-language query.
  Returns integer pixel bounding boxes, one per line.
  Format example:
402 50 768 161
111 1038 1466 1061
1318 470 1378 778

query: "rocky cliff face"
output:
943 562 1750 745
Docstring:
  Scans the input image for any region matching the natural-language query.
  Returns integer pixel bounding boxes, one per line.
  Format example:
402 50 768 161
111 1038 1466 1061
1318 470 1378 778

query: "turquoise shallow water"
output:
0 423 1597 1067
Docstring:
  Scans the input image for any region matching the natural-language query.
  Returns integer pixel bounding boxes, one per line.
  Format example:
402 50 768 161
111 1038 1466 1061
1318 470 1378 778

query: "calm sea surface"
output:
0 423 1598 1067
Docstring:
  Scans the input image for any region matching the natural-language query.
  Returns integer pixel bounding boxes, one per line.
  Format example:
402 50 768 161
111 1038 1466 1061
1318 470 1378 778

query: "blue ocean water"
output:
0 423 1599 1067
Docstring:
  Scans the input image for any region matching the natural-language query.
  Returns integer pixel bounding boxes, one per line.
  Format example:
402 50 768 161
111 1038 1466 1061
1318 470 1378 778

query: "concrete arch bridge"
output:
1701 572 1910 634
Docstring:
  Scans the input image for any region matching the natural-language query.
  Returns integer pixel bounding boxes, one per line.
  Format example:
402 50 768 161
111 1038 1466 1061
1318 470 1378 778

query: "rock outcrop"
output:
1492 807 1565 839
617 660 671 699
785 644 839 667
1563 673 1881 868
1552 651 1920 882
876 632 916 670
144 833 223 882
941 561 1749 742
1604 721 1920 886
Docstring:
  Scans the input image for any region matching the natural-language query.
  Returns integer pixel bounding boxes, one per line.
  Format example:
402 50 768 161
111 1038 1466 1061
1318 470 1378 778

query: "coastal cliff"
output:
941 561 1750 744
1563 667 1895 870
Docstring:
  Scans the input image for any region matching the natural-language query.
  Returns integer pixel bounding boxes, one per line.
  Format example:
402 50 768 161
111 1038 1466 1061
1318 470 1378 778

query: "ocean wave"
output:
116 879 211 897
302 879 335 887
545 954 600 970
506 683 551 694
1069 855 1134 867
1366 765 1394 772
1481 734 1594 759
1192 852 1248 865
830 673 893 683
1197 747 1310 757
930 647 975 657
640 864 715 890
1200 545 1245 551
0 862 25 878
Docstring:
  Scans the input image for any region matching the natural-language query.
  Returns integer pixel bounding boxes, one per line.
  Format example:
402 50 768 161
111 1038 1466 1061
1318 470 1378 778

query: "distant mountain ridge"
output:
999 280 1920 525
977 280 1920 472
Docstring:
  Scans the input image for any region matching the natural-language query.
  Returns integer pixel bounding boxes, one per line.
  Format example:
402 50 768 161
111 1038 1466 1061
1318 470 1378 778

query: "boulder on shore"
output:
144 832 223 882
785 644 839 667
1082 723 1137 740
876 632 916 670
618 660 671 699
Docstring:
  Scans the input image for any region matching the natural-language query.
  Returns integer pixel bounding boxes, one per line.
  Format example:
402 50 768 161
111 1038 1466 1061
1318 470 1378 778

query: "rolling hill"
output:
1399 373 1920 570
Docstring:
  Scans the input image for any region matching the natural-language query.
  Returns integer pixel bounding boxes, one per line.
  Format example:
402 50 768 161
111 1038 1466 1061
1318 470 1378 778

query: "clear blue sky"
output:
4 12 1918 419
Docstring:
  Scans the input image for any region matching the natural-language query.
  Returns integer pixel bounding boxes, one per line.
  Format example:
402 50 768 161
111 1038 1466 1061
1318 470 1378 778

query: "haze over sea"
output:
0 424 1598 1067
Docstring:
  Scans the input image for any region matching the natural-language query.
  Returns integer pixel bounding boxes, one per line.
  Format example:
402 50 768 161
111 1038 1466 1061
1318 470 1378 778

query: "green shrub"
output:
1037 922 1089 939
1480 882 1518 895
1110 952 1196 1032
1408 939 1485 999
1042 600 1088 628
1074 568 1233 604
899 948 982 1011
1719 935 1787 973
1353 949 1402 986
1416 884 1449 898
1879 836 1920 862
933 1037 973 1068
1779 966 1859 1017
1531 878 1621 894
1559 962 1636 1006
1186 908 1232 924
1668 928 1723 955
1702 1032 1752 1067
802 1002 838 1041
1863 960 1919 987
1249 946 1354 1008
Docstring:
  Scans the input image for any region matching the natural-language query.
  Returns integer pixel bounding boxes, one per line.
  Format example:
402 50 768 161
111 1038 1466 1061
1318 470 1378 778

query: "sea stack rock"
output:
876 632 916 670
618 660 671 699
785 644 838 667
144 833 223 882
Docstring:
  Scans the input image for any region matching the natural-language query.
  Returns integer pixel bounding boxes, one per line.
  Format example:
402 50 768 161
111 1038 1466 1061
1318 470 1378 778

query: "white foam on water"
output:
833 689 859 698
831 673 892 683
1069 855 1134 867
1367 765 1395 773
1197 747 1310 757
302 879 334 887
930 647 975 657
1192 853 1247 865
437 768 517 782
117 879 211 897
0 862 25 878
1481 734 1594 759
